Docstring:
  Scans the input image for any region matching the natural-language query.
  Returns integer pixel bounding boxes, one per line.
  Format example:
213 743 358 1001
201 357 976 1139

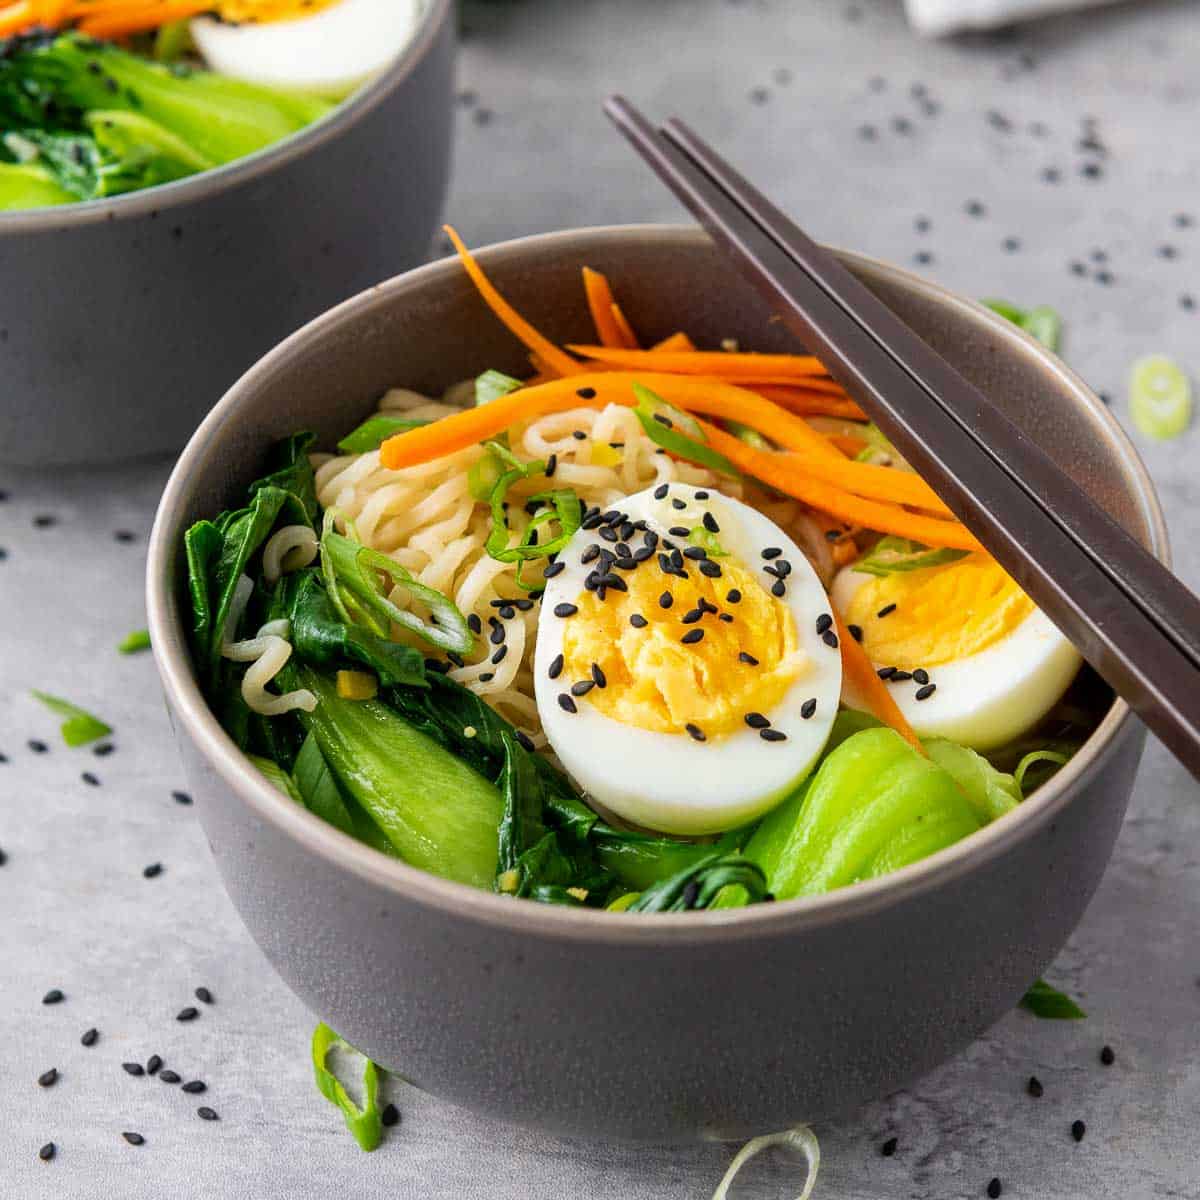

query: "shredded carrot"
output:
566 345 829 379
651 332 697 353
443 226 581 378
78 0 208 37
753 386 868 420
835 614 924 752
696 420 980 550
581 268 631 349
755 379 848 399
827 435 868 458
0 1 35 36
609 302 639 349
769 449 951 514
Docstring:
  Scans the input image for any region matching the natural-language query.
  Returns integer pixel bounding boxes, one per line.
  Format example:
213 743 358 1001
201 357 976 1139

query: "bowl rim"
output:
0 0 450 233
147 222 1167 946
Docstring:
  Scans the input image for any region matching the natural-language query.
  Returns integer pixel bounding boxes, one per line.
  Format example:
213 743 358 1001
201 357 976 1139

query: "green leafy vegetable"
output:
628 851 770 912
248 752 304 805
0 161 73 209
631 382 740 478
744 728 983 900
475 369 523 406
983 299 1062 352
311 1023 386 1152
1020 978 1086 1020
320 515 474 655
1013 749 1070 793
924 739 1021 821
337 415 427 455
117 629 151 655
153 18 194 63
292 665 504 888
853 535 969 577
31 691 112 748
591 825 738 892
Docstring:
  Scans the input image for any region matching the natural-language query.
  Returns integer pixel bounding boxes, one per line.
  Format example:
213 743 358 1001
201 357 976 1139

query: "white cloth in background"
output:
905 0 1124 36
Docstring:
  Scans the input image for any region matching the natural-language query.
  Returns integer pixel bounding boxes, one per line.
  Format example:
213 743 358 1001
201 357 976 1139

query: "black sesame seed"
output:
498 605 515 620
914 251 933 266
681 608 703 624
581 544 600 564
176 1007 199 1022
515 730 535 752
93 743 114 757
467 613 482 635
653 484 669 500
182 1080 207 1094
987 1178 1002 1199
599 573 627 593
821 629 838 647
877 603 897 618
146 1055 162 1076
801 698 818 719
698 598 717 614
1095 269 1114 285
33 513 57 528
739 652 759 666
653 413 673 428
197 1107 219 1122
912 668 930 685
545 453 557 477
965 199 986 217
702 512 720 533
1027 1075 1044 1098
446 651 465 669
516 598 536 612
695 490 709 500
491 645 508 665
683 546 707 563
424 658 450 675
81 772 100 787
581 510 602 530
685 724 706 742
1071 1119 1086 1142
762 547 782 560
815 613 833 634
915 683 937 701
553 603 578 618
659 591 674 609
1100 1044 1115 1066
572 429 587 441
877 667 896 680
575 387 597 400
590 663 607 688
643 530 659 549
557 693 577 714
478 673 494 683
726 588 742 604
81 1028 98 1047
548 654 564 680
29 739 48 754
772 580 787 598
881 1136 898 1157
142 863 163 879
598 526 618 543
42 989 64 1005
570 680 595 697
681 629 704 645
681 879 701 909
122 1062 145 1076
630 613 648 628
745 712 770 729
614 542 631 558
39 1142 55 1162
669 526 690 537
382 1102 401 1128
159 1069 182 1084
632 547 654 563
718 612 733 623
38 1067 58 1087
760 729 788 742
122 1132 145 1146
1181 294 1196 312
847 624 863 642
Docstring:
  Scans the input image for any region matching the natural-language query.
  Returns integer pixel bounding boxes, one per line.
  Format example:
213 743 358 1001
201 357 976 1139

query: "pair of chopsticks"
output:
605 95 1200 780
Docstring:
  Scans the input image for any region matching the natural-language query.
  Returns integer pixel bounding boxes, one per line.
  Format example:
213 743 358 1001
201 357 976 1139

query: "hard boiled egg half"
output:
191 0 424 97
534 484 842 836
832 551 1082 751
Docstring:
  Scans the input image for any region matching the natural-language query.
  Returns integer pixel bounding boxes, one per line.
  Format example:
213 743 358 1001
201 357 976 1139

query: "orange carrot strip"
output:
828 435 868 458
695 420 980 550
753 387 868 420
581 267 629 349
566 345 828 379
755 379 847 399
0 1 36 36
651 332 696 352
609 302 639 349
767 448 951 514
79 0 208 36
835 614 923 752
443 226 581 378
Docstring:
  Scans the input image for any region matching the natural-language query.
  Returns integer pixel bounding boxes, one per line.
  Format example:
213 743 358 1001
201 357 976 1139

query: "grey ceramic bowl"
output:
147 226 1165 1143
0 0 453 468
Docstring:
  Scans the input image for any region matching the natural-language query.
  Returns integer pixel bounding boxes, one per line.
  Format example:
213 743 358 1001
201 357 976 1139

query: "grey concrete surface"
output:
3 1 1199 1196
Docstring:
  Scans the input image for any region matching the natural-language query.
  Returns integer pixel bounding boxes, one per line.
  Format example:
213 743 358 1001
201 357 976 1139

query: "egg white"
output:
534 485 842 836
832 565 1082 752
191 0 424 96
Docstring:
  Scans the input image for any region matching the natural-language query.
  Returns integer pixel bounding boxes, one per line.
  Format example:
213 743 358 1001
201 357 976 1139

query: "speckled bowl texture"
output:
0 0 453 468
147 226 1165 1143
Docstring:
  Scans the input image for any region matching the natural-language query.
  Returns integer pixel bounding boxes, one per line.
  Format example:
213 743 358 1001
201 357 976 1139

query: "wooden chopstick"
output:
605 94 1200 780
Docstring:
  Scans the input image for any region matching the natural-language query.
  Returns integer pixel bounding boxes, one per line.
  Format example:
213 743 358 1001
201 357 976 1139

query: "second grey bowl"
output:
0 0 453 467
148 226 1163 1142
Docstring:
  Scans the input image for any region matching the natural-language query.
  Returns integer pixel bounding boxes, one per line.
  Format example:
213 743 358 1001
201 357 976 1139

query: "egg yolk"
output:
843 554 1034 670
217 0 342 22
560 553 802 738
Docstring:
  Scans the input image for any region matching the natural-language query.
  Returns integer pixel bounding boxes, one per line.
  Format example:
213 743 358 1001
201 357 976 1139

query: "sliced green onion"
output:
468 441 522 502
117 629 151 655
853 535 969 577
983 299 1062 352
321 512 474 654
475 369 523 407
485 472 582 586
31 691 112 747
1019 978 1086 1020
853 421 908 468
982 298 1027 325
337 415 427 455
631 382 740 478
311 1023 385 1151
1130 354 1192 440
1013 749 1070 794
710 1125 820 1200
688 526 727 557
724 418 771 450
